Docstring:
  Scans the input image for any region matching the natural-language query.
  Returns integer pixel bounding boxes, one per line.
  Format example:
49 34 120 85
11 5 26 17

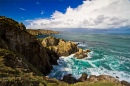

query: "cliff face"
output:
27 29 59 35
41 36 79 57
0 16 52 75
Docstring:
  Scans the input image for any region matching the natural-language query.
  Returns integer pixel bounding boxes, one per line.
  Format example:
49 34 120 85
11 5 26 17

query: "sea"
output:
37 32 130 82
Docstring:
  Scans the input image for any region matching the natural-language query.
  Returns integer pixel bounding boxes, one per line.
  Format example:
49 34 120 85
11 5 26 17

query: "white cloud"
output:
19 8 26 11
36 2 40 5
41 10 45 15
26 0 130 29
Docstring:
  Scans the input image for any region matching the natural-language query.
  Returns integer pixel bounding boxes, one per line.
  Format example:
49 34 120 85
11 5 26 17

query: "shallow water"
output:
38 33 130 82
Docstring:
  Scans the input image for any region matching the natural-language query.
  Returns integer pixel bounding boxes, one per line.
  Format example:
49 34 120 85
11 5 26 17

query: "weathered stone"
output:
97 75 119 83
74 49 90 59
121 80 130 86
42 36 79 57
78 73 88 82
88 75 97 82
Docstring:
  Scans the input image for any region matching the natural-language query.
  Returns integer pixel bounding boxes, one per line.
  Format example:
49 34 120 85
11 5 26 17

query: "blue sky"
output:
0 0 83 22
0 0 130 30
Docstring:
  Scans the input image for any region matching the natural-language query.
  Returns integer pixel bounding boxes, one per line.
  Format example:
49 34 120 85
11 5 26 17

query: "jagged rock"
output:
42 36 79 57
121 80 130 86
42 36 60 46
74 49 91 59
0 16 53 75
62 74 77 84
78 73 88 82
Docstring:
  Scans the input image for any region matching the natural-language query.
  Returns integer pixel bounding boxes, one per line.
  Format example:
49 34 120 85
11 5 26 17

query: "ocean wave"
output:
48 53 130 82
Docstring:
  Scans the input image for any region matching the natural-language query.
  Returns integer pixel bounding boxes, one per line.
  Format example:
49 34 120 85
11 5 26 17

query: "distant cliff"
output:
27 29 60 35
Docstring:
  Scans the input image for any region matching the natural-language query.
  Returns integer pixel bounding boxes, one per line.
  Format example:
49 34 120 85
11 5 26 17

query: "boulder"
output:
96 75 119 83
62 74 77 84
88 75 97 82
121 80 130 86
74 49 91 59
78 73 88 82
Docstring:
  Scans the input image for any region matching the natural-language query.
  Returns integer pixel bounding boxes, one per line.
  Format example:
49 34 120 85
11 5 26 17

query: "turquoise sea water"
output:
38 33 130 82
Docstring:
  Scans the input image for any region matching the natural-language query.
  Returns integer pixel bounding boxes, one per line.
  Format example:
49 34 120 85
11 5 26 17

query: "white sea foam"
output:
48 53 130 82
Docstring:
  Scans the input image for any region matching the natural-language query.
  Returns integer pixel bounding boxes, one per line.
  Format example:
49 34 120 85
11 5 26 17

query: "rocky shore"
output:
0 16 130 86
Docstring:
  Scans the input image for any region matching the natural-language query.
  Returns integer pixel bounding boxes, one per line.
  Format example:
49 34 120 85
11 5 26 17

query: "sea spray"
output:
46 33 130 82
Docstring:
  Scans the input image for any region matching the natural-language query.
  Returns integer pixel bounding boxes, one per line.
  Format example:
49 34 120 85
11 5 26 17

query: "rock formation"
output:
41 36 79 57
74 49 91 59
62 73 130 86
27 29 60 35
0 16 53 75
62 74 78 84
78 73 88 82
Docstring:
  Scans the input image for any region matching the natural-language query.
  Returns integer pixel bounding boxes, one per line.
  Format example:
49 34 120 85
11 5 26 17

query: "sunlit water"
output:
38 33 130 82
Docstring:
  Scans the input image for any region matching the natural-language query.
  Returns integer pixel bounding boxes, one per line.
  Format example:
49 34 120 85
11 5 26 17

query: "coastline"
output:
0 16 130 86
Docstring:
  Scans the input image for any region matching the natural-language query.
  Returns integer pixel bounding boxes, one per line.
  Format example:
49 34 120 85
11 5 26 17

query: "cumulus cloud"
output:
19 8 26 11
26 0 130 29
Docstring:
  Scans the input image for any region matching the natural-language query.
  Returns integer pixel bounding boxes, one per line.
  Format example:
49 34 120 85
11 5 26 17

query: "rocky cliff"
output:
27 29 60 35
0 16 53 75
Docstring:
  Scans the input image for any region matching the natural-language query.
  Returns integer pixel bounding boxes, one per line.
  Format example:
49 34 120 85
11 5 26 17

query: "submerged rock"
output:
74 49 91 59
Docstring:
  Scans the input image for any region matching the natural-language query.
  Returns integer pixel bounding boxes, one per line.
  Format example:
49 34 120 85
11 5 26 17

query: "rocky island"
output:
0 16 130 86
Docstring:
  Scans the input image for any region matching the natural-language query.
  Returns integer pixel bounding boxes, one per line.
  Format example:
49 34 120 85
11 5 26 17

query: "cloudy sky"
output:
1 0 130 30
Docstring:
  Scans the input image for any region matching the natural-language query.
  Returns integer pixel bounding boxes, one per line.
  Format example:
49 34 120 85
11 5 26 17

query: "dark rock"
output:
121 80 130 86
78 73 88 82
62 74 77 84
0 16 53 75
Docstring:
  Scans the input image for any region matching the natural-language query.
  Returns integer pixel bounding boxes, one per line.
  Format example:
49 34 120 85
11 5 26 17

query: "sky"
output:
0 0 130 31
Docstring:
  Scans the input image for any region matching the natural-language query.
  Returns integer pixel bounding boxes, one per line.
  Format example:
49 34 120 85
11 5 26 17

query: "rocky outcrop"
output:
27 29 60 35
78 73 88 82
42 36 79 57
74 49 91 59
62 73 126 85
0 16 53 75
121 80 130 86
87 75 120 83
62 74 78 84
